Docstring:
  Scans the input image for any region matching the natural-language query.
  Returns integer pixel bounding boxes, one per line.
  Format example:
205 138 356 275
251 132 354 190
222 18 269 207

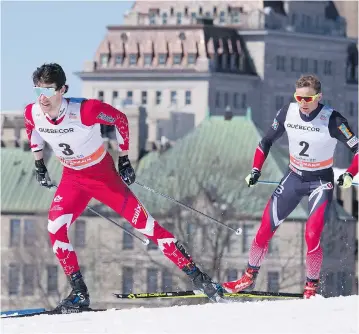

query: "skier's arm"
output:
24 104 45 160
81 99 130 156
329 111 358 177
252 105 288 170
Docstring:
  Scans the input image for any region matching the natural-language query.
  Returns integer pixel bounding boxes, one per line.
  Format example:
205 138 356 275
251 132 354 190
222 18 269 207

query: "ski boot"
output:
183 262 225 303
223 266 259 293
54 271 90 314
303 279 319 299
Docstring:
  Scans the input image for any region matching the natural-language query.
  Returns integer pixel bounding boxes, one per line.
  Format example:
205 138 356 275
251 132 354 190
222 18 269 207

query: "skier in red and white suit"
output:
24 63 224 312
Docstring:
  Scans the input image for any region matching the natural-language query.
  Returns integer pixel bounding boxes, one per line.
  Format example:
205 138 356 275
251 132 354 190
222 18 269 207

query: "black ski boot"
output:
183 263 225 303
54 271 90 313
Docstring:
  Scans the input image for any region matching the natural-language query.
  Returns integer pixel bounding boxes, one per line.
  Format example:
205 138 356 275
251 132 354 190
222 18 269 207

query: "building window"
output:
233 93 239 109
276 56 285 71
158 53 167 65
242 224 254 253
300 58 308 73
112 91 118 105
185 91 191 105
170 91 177 105
123 225 134 250
219 11 225 23
156 91 162 105
100 54 109 66
242 93 247 108
10 219 21 247
126 91 133 105
173 54 182 65
149 13 156 25
313 59 318 74
267 271 280 292
122 267 134 293
162 269 172 292
275 96 284 110
98 91 104 102
187 53 196 65
224 92 229 108
176 12 182 24
349 102 355 116
191 12 196 23
162 12 168 24
47 265 58 294
74 220 86 248
291 57 298 72
129 54 138 65
141 91 147 105
147 268 158 293
23 264 35 296
232 11 240 23
324 60 332 75
215 92 221 108
115 54 123 65
227 268 238 281
24 219 36 247
144 54 152 66
8 264 20 295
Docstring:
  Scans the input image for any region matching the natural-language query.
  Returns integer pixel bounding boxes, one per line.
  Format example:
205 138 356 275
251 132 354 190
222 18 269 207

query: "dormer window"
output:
115 54 123 65
158 53 167 65
144 54 153 65
129 54 138 65
187 53 196 65
173 54 182 65
100 54 109 66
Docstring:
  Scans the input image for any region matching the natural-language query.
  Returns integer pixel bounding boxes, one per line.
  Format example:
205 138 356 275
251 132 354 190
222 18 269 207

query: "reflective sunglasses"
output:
34 87 57 98
293 93 320 103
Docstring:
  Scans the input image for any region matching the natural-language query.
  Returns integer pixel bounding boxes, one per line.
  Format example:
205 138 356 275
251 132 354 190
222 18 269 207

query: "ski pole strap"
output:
113 290 303 300
49 185 149 246
134 181 242 235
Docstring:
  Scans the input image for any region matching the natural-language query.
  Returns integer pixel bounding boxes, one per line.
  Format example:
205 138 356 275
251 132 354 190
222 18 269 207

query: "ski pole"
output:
50 185 150 245
258 180 359 186
134 181 242 235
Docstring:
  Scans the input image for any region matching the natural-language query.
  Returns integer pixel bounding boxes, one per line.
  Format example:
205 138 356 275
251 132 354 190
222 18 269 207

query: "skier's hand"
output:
118 155 136 186
337 172 353 189
35 159 52 188
245 168 261 187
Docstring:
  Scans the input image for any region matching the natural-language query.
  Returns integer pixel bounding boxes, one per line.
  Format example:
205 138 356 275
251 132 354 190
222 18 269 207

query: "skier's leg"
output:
224 171 305 292
48 178 92 310
303 179 333 298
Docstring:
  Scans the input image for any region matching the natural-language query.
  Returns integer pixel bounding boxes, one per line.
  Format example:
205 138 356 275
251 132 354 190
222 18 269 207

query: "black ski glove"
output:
118 155 136 186
245 168 261 187
35 158 52 188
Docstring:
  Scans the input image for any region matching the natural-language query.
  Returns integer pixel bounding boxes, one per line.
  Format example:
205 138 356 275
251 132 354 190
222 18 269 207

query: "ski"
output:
113 290 303 300
1 307 120 319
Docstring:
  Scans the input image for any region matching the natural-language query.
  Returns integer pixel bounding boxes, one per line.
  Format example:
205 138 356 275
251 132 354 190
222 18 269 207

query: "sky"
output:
1 0 134 111
2 295 357 333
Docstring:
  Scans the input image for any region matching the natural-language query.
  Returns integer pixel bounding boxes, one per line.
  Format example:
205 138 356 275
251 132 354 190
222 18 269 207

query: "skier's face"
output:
294 87 322 115
35 83 65 115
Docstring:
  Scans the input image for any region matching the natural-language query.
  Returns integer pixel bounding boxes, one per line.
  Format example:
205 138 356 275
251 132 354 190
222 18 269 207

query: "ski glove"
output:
35 158 52 188
118 155 136 186
245 168 261 187
337 172 353 189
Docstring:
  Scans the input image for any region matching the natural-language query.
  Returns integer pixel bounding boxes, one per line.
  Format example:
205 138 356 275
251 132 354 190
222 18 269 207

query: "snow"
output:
2 296 358 334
